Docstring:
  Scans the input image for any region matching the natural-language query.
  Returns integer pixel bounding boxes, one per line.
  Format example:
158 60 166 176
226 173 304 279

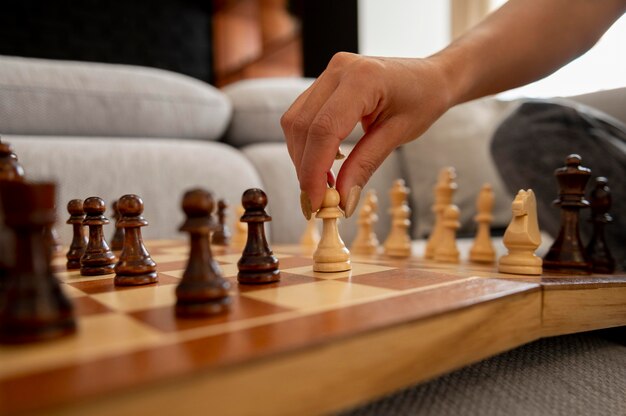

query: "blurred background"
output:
1 0 624 94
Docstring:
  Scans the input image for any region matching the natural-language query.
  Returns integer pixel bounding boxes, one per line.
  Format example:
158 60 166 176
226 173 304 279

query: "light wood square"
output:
219 263 240 277
0 313 162 379
51 256 66 267
62 284 87 298
242 280 396 311
282 262 396 280
160 268 185 278
91 285 176 312
160 263 238 279
214 253 246 263
145 239 184 248
150 253 187 263
154 246 189 256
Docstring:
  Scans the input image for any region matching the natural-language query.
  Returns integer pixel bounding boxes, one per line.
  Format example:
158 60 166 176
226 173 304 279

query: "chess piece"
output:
212 199 232 246
425 167 457 258
301 214 321 248
237 188 281 283
350 190 379 256
231 204 247 249
0 181 76 343
313 187 351 272
176 189 231 316
0 139 25 291
80 197 116 276
43 223 62 261
434 205 461 263
499 189 542 275
365 189 380 219
109 200 125 251
383 180 412 258
585 177 615 273
300 214 321 248
0 139 25 181
114 195 158 286
543 154 592 274
66 199 88 270
469 183 496 263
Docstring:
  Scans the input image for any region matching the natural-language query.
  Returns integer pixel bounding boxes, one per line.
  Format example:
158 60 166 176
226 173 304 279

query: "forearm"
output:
431 0 626 106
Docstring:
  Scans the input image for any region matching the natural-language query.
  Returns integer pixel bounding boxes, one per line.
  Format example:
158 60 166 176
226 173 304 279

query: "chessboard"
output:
1 239 625 416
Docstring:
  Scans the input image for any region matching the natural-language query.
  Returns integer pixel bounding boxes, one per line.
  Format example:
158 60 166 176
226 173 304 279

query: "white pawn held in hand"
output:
498 189 542 275
383 179 412 258
313 188 351 272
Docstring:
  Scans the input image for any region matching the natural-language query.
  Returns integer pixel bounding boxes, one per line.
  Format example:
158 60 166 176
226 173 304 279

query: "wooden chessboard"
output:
1 239 625 416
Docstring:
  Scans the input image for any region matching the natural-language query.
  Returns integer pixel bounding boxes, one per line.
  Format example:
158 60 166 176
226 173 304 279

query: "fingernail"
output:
300 190 312 220
344 185 362 218
326 170 336 187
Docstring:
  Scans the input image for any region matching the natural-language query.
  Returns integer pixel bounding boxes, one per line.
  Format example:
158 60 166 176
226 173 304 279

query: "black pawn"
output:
43 224 62 257
0 139 25 292
66 199 88 270
211 199 231 246
110 200 124 251
543 154 592 274
237 188 280 284
176 189 231 317
585 177 615 273
80 197 116 276
114 195 158 286
0 181 76 344
0 139 25 181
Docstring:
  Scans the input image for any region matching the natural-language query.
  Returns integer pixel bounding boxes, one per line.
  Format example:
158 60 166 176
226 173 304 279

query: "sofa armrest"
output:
0 56 231 140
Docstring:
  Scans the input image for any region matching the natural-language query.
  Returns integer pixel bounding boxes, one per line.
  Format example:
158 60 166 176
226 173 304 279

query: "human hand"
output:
281 52 452 219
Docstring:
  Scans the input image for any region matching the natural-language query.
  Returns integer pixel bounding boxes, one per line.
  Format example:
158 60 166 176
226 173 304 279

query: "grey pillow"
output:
8 135 263 241
223 77 364 147
400 97 520 238
0 55 231 140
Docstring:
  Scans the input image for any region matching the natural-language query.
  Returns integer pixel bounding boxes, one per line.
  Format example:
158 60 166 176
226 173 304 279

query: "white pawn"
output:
469 183 496 263
425 167 457 259
300 214 320 248
383 179 412 258
498 189 542 275
313 188 351 272
231 204 247 249
434 205 461 263
351 190 379 255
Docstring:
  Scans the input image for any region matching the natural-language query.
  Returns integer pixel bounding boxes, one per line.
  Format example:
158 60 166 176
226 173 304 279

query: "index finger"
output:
299 80 380 212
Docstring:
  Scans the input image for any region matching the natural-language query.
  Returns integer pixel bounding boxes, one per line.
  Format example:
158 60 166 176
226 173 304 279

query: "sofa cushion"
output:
7 135 262 241
567 87 626 125
223 77 364 147
0 56 231 140
401 97 521 238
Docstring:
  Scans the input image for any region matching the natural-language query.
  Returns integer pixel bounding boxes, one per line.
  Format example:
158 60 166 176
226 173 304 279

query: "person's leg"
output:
490 101 626 270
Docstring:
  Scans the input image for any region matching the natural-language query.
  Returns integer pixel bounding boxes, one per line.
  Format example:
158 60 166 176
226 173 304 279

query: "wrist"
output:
427 43 474 107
